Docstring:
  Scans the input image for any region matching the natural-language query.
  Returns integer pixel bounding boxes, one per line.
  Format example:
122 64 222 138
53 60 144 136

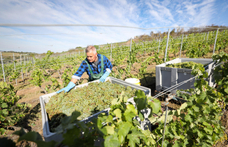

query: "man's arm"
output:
71 78 78 84
56 61 86 93
99 55 113 82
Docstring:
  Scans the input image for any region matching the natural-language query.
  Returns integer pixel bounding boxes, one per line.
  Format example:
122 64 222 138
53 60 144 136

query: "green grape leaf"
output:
104 133 120 147
148 99 161 114
224 88 228 94
17 131 43 142
124 110 136 123
138 112 144 120
118 122 132 143
113 109 122 119
2 109 8 115
184 114 193 122
126 104 137 115
135 90 146 98
127 129 144 147
1 103 8 108
134 96 147 112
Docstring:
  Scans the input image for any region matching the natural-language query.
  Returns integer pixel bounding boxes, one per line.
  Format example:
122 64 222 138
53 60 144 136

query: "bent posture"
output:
57 45 113 93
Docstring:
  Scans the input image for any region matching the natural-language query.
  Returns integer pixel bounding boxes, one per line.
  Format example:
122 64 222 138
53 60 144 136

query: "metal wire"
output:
153 75 198 98
153 60 224 99
1 23 227 30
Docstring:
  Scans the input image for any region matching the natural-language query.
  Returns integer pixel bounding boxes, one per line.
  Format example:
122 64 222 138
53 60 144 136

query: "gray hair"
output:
85 45 97 54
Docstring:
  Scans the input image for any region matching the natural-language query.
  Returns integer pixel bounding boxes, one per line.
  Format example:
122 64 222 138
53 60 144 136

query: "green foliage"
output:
212 52 228 103
166 61 204 69
29 50 54 93
46 81 136 132
97 90 161 147
45 78 60 93
9 68 20 82
30 68 45 87
127 41 139 67
0 82 29 135
61 68 72 87
153 52 163 65
154 52 228 147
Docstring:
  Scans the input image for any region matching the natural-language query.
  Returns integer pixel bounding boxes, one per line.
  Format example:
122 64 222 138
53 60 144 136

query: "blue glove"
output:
99 71 110 82
56 81 75 93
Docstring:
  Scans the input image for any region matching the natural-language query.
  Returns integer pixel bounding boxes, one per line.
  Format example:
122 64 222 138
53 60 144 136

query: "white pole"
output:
24 55 25 65
164 29 170 63
13 53 17 85
20 55 23 80
158 38 161 53
179 34 184 58
213 28 219 54
0 52 6 82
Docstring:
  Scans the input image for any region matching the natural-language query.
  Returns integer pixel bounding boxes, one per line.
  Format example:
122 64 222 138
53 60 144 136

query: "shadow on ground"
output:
15 103 41 131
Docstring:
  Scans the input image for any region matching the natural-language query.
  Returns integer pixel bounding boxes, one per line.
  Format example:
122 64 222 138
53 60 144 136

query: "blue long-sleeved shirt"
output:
72 54 113 80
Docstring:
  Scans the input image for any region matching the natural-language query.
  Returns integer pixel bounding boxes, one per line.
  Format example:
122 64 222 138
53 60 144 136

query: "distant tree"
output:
176 27 184 35
94 45 99 49
75 46 82 50
170 28 176 37
150 31 154 38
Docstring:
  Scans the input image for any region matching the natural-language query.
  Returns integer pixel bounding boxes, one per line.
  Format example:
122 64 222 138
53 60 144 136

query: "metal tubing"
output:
20 55 23 80
213 28 219 54
161 99 169 147
158 39 160 53
13 53 17 85
164 29 170 63
154 75 198 98
24 55 25 65
179 34 184 57
0 52 6 82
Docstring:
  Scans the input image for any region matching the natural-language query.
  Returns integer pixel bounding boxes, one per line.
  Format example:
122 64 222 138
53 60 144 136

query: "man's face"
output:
86 51 97 63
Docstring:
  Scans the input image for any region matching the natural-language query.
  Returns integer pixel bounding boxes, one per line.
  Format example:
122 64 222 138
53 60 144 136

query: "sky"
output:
0 0 228 53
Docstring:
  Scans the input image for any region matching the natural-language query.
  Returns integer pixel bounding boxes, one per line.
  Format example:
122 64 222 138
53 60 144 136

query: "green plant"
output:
45 78 61 93
166 61 204 69
154 52 228 146
0 82 29 135
97 90 161 147
30 68 49 93
61 68 72 87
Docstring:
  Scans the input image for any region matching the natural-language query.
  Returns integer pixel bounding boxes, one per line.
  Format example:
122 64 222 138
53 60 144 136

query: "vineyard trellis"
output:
1 28 228 85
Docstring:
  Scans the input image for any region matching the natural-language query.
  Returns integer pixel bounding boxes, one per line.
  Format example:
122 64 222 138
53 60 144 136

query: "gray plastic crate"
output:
156 58 214 92
40 77 151 142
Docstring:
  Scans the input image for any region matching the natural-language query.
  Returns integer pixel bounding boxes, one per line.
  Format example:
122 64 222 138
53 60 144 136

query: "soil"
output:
1 49 228 147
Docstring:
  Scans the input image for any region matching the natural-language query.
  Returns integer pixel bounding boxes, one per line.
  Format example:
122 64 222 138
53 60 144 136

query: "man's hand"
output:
99 71 110 82
56 81 76 93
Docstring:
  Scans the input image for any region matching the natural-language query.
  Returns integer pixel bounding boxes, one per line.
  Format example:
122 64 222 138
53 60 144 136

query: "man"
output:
57 45 113 93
